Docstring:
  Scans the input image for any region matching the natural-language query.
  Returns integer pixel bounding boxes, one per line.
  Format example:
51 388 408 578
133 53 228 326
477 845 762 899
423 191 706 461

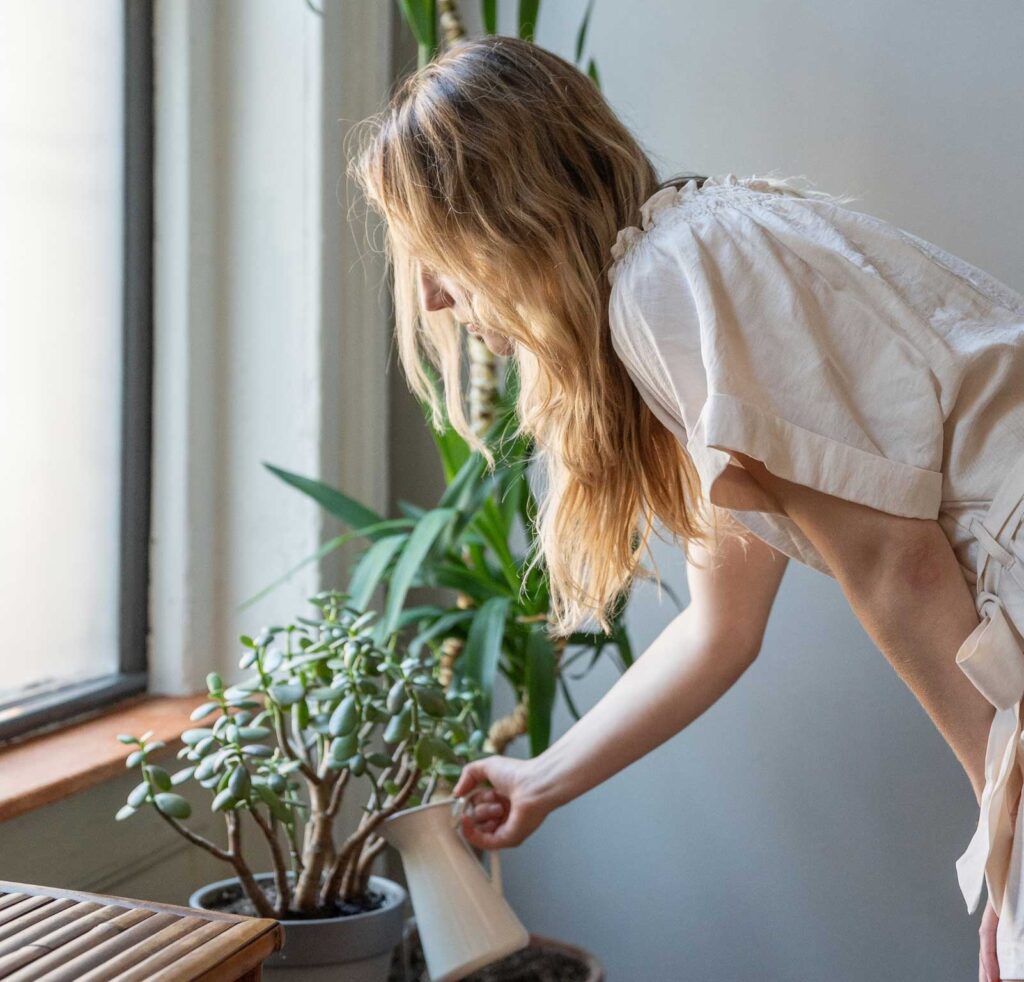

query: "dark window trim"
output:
0 0 153 744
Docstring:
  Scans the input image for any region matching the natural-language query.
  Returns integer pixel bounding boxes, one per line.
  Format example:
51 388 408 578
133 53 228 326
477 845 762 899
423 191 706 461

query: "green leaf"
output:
115 804 137 821
518 0 539 41
525 627 557 756
263 462 386 531
377 508 458 641
207 672 224 693
383 704 414 744
126 749 145 769
237 726 272 740
269 683 305 707
430 562 511 603
171 767 196 786
255 784 291 823
240 744 275 758
128 781 150 808
212 788 237 812
408 609 474 658
229 766 251 798
454 597 510 726
480 0 497 34
575 0 595 62
614 621 635 670
397 0 437 50
154 792 192 820
190 701 220 722
145 765 173 792
117 734 138 745
413 685 449 718
414 735 434 771
348 534 408 611
181 728 216 746
330 733 359 761
328 696 359 737
587 57 600 88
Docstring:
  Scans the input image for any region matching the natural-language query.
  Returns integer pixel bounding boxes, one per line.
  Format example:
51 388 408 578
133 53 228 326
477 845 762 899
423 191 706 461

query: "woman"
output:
350 34 1024 981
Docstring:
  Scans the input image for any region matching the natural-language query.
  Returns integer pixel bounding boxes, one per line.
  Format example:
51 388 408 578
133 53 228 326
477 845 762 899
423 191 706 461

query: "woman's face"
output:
417 265 515 357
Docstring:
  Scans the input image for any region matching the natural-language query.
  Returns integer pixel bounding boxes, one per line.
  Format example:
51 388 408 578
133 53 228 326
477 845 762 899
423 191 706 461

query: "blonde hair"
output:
348 35 849 637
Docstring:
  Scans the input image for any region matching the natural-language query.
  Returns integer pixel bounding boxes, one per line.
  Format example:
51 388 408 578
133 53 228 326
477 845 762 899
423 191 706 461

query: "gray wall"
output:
468 1 1024 979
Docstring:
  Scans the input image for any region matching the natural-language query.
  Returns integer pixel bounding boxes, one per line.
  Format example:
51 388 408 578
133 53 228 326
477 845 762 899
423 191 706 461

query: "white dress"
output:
607 173 1024 969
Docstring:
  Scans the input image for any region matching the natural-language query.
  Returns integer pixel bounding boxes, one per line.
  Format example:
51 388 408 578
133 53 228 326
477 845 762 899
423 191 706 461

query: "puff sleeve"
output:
608 193 948 518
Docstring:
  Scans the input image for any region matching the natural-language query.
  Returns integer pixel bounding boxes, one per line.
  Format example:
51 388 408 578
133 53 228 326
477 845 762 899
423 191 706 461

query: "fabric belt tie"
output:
954 452 1024 917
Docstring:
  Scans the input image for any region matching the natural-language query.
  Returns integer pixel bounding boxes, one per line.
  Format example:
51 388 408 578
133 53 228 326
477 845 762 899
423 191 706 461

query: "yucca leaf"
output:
348 533 409 611
377 508 458 641
525 627 557 755
575 0 595 63
518 0 539 41
481 0 497 34
455 596 510 724
262 463 385 532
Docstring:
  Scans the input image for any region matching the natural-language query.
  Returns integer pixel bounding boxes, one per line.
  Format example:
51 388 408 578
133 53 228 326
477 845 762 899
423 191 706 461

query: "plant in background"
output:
114 590 488 919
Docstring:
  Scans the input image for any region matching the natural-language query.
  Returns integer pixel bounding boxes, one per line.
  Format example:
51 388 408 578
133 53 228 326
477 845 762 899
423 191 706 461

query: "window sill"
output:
0 693 206 823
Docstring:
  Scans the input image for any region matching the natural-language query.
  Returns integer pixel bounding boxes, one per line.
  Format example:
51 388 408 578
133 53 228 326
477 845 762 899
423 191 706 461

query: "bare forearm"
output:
524 607 757 812
837 532 994 804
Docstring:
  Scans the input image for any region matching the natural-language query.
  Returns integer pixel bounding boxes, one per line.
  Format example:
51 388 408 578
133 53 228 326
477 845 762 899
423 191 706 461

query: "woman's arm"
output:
523 516 789 812
731 451 994 803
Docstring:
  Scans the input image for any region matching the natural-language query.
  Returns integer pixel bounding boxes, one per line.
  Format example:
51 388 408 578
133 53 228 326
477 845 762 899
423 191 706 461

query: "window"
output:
0 1 153 741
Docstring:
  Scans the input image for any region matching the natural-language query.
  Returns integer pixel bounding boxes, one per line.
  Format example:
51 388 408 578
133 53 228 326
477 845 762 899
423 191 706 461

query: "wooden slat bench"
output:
0 881 284 981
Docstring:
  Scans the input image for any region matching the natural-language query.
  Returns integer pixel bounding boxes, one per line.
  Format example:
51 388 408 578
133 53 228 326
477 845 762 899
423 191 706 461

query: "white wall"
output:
469 1 1024 978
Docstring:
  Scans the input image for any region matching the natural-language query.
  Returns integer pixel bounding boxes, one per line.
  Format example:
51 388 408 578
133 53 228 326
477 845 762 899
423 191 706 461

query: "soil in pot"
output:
203 880 387 920
387 924 597 982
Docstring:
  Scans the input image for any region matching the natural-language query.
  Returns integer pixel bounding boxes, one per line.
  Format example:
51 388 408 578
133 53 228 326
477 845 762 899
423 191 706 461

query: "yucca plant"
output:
114 590 488 918
245 361 681 763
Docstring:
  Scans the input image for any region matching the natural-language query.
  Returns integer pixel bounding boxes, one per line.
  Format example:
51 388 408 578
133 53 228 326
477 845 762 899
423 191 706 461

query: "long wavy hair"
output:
348 34 844 637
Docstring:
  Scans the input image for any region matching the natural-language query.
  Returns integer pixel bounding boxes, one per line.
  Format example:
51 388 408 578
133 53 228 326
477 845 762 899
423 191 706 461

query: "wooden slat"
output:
0 882 248 924
0 901 74 950
145 919 277 982
73 916 209 982
0 897 91 950
1 908 154 982
0 882 283 982
0 904 115 977
0 896 56 930
105 919 234 981
32 911 181 982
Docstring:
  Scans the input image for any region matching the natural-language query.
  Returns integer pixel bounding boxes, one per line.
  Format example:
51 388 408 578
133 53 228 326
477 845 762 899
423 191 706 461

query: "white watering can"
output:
381 788 531 981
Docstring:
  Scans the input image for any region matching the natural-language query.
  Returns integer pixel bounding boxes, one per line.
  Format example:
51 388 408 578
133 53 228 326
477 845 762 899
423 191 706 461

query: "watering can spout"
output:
382 790 530 981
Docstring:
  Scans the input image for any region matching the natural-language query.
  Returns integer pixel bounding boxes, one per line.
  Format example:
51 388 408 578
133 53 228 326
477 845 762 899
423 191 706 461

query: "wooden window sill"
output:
0 693 207 823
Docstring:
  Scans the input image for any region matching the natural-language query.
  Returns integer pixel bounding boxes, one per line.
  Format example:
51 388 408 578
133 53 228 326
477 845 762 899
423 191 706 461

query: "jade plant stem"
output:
523 605 759 812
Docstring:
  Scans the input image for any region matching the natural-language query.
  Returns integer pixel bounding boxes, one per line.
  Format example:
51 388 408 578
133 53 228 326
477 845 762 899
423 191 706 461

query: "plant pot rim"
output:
189 871 407 927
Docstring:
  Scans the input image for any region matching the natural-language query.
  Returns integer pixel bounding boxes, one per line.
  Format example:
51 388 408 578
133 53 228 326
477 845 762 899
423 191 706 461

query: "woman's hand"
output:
980 898 1000 982
451 755 552 850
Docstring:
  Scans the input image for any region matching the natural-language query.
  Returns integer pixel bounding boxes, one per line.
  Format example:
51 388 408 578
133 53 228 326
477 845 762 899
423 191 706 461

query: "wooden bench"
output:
0 880 284 981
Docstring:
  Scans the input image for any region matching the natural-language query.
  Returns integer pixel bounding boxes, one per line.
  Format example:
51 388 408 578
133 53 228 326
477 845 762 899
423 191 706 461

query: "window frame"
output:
0 0 154 743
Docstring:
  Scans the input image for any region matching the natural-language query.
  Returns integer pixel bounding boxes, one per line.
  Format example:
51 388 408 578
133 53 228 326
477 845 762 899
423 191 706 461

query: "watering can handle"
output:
451 787 504 898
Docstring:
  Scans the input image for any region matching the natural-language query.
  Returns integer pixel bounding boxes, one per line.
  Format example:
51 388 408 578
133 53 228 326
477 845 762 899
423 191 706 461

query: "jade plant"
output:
114 590 488 919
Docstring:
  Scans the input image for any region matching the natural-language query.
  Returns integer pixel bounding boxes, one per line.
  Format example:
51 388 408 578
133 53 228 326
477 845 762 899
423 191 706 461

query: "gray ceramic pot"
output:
189 872 408 982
